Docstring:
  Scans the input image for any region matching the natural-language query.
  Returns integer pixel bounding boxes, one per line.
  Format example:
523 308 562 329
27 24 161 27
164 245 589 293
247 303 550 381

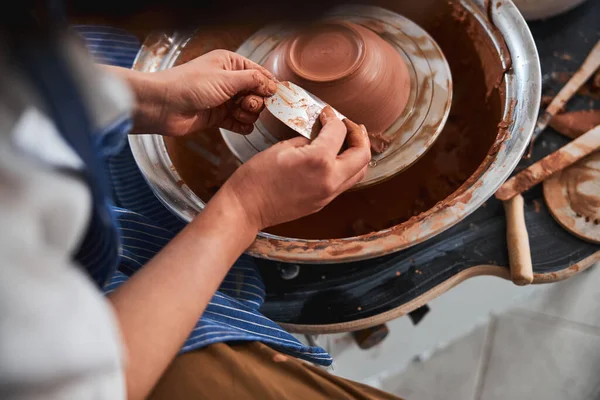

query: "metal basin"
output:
129 0 541 264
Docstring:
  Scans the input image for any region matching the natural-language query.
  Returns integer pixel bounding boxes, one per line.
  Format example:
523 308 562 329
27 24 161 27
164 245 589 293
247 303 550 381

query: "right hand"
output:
223 106 371 230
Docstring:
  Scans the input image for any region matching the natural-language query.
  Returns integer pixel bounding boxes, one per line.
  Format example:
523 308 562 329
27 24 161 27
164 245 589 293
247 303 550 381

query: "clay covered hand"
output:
220 106 371 230
128 50 277 135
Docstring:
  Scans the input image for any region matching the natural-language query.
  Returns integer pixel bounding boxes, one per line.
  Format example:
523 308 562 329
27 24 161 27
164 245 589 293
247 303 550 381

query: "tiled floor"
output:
381 264 600 400
314 275 541 384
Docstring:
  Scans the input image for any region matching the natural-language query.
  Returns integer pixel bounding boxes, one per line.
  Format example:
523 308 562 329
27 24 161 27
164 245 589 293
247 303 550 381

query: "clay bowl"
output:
260 20 411 147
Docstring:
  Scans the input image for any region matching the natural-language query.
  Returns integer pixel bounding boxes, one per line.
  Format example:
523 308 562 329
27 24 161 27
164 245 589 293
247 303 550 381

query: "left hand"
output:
129 50 277 136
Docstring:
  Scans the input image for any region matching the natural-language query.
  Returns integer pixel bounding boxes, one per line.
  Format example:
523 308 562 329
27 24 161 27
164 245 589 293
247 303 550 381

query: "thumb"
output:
227 69 277 97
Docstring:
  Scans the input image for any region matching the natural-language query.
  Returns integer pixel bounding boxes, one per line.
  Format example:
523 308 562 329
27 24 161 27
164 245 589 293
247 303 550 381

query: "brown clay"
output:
544 152 600 244
564 164 600 222
550 110 600 139
166 1 507 240
260 21 411 153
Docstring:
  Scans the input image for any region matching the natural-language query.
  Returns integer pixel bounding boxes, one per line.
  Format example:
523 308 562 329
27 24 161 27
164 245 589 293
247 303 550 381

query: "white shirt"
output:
0 36 130 399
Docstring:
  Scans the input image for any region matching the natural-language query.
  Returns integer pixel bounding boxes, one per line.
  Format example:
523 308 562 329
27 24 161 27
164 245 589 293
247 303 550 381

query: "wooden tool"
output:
544 151 600 244
526 39 600 157
496 124 600 201
503 195 533 286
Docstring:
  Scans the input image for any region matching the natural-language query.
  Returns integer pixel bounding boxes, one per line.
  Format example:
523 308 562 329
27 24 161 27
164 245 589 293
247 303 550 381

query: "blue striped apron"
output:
34 25 332 365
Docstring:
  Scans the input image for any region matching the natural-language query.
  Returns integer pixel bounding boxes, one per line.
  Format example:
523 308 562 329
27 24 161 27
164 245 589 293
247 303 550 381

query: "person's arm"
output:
102 65 167 135
103 50 278 136
108 185 256 399
108 107 371 400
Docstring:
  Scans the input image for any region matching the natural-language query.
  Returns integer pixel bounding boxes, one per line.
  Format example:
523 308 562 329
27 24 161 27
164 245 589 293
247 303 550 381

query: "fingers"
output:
312 106 347 155
220 118 254 135
306 110 369 191
336 119 372 176
338 164 369 193
342 120 370 150
231 108 259 125
226 51 276 80
229 69 277 97
239 95 265 113
208 49 276 80
284 136 311 148
230 94 265 128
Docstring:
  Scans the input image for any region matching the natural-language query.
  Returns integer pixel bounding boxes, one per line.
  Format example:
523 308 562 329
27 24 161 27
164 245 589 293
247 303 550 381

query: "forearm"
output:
103 65 167 134
108 187 258 400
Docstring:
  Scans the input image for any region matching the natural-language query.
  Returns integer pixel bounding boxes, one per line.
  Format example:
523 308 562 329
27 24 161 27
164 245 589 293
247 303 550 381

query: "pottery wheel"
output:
544 151 600 244
221 5 453 189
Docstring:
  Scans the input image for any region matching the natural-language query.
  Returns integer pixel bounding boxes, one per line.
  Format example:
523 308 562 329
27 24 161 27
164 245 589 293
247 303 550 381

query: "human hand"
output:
129 50 277 136
221 106 371 230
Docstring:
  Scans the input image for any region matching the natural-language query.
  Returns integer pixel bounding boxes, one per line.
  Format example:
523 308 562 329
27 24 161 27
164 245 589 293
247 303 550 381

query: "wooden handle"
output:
503 195 533 286
526 39 600 156
497 124 600 200
546 39 600 117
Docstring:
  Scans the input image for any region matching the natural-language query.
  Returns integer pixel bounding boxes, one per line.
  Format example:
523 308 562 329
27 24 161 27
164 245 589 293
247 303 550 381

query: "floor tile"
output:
325 276 539 383
380 325 488 400
478 311 600 400
518 264 600 329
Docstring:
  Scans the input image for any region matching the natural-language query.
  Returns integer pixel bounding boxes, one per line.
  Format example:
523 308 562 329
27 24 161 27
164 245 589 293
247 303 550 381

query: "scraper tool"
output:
264 81 346 140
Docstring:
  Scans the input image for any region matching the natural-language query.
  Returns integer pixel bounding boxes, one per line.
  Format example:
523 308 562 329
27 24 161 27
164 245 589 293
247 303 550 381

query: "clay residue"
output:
550 110 600 139
553 51 573 61
368 133 392 154
166 1 507 240
484 0 513 96
544 152 600 244
559 153 600 223
497 135 594 201
566 169 600 223
240 95 263 113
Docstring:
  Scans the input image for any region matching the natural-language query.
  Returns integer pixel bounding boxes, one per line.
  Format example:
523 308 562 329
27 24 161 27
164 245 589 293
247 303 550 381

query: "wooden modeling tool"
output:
503 194 533 286
498 124 600 286
526 39 600 157
497 124 600 201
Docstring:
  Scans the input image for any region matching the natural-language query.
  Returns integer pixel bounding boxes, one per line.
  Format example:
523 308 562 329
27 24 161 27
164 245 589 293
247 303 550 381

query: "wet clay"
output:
165 1 507 239
550 109 600 139
261 21 411 152
562 159 600 223
544 152 600 244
